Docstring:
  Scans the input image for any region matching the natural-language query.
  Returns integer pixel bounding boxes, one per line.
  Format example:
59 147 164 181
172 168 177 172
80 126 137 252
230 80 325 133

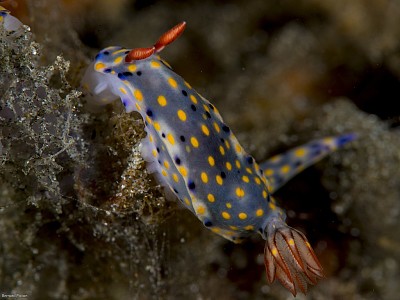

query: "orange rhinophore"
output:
125 21 186 62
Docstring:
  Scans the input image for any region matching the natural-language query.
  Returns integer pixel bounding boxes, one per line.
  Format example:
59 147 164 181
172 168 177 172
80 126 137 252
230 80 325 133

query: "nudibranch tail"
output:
125 21 186 62
260 133 357 193
263 218 324 296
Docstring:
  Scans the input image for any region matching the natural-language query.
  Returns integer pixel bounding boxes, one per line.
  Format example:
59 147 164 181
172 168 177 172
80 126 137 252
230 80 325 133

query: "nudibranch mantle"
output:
82 22 356 296
83 43 275 234
0 6 24 37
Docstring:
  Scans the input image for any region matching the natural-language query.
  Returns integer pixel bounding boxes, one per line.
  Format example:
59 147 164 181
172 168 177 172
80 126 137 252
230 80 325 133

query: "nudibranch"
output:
0 5 24 37
82 22 356 295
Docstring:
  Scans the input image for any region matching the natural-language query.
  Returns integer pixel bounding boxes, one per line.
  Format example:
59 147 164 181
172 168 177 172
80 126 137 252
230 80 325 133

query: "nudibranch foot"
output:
263 217 324 296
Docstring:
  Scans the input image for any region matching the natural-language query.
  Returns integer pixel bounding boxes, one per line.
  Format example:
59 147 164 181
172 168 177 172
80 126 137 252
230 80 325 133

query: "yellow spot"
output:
172 173 179 182
262 176 268 185
179 166 187 177
208 156 215 166
135 103 141 111
225 140 230 149
270 155 280 163
262 190 268 199
149 135 153 142
323 137 334 145
216 175 223 185
190 95 198 104
157 95 167 107
150 61 161 68
201 172 208 183
280 165 290 174
95 62 105 70
222 211 231 220
184 81 192 89
295 148 307 157
213 122 220 133
163 161 170 169
211 227 221 234
177 110 187 121
191 137 199 148
235 160 241 169
246 168 253 174
226 202 232 208
245 225 254 230
113 57 123 64
196 205 206 215
238 213 247 220
242 175 249 183
269 202 276 210
265 169 274 176
185 145 191 153
236 187 245 198
168 77 178 88
134 89 143 101
207 194 215 202
184 197 191 206
226 162 232 171
256 209 264 217
146 116 152 124
288 239 295 246
113 49 128 55
201 124 210 136
161 170 168 177
153 122 160 131
152 149 157 157
167 133 175 145
128 64 137 72
254 177 261 185
271 248 278 256
203 104 210 112
202 114 207 120
230 226 238 231
119 87 127 95
219 145 225 155
235 144 242 153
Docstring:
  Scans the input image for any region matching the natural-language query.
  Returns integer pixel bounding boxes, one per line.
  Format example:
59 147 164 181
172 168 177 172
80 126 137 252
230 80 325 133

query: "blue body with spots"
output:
0 6 23 36
83 46 277 241
82 24 356 295
83 46 356 241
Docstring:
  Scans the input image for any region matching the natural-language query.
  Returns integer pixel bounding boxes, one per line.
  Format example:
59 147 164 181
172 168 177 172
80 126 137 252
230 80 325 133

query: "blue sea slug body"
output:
82 22 356 295
0 5 23 37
